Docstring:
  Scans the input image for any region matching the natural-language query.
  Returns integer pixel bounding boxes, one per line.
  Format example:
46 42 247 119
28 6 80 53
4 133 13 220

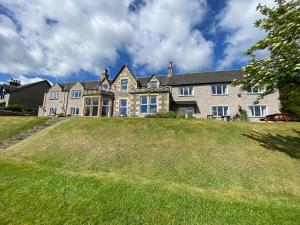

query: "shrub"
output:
4 104 28 112
162 111 177 118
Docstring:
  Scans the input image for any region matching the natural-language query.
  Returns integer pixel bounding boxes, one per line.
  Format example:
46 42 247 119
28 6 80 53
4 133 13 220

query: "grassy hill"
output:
0 116 49 144
0 118 299 224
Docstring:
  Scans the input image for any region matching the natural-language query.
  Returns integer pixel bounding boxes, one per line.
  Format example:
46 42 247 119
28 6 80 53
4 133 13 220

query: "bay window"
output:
140 95 157 114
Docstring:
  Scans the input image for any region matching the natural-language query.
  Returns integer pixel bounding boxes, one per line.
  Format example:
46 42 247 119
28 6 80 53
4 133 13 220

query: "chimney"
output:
168 61 173 77
9 78 21 86
101 68 109 80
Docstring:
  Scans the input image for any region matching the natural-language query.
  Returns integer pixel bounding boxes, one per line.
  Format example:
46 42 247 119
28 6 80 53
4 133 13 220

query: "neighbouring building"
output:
1 79 51 109
38 63 280 121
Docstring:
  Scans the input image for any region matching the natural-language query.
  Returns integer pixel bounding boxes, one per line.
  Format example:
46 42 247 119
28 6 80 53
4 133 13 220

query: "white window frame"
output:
119 99 128 116
179 87 194 96
211 84 228 95
139 95 158 114
247 86 265 94
49 91 59 100
120 79 128 92
49 107 57 115
212 106 229 117
70 107 79 116
70 90 81 99
248 105 268 117
148 81 158 89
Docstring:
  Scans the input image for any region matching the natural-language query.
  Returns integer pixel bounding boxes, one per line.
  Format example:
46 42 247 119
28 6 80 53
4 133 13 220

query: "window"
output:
247 86 265 94
119 99 127 116
101 84 109 91
120 79 128 92
84 98 91 116
148 81 158 89
149 96 157 113
70 107 79 116
49 91 59 100
92 97 99 116
179 87 193 96
140 96 148 113
212 106 229 117
49 107 57 115
211 85 228 95
249 105 267 117
101 99 110 116
70 90 81 99
139 96 157 114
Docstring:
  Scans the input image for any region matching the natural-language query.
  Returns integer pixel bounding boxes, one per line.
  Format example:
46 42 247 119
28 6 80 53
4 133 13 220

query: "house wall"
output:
67 82 84 116
111 67 138 116
7 81 51 109
171 83 280 121
131 92 170 117
42 84 67 116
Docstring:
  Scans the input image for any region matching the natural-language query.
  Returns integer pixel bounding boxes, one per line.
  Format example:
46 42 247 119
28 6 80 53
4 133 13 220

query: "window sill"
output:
70 97 81 99
211 94 229 96
49 98 59 100
179 95 194 97
247 93 263 95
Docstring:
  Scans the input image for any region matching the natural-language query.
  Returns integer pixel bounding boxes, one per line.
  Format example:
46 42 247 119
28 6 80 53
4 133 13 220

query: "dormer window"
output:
148 81 158 89
101 84 109 91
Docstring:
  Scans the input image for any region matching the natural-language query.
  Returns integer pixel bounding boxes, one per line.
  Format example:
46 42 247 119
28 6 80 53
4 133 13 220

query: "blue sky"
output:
0 0 272 84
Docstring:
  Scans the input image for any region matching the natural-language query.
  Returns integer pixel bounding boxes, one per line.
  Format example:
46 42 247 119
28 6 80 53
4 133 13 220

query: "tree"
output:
234 0 300 94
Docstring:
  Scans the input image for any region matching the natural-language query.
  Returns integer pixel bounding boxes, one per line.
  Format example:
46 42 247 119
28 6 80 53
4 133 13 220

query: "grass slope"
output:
0 116 49 144
0 118 299 224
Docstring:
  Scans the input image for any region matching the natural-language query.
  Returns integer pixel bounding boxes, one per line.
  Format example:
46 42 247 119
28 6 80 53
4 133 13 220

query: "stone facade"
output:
39 65 280 121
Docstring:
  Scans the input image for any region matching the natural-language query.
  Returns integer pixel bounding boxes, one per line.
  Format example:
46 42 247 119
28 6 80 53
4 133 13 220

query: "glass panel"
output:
254 106 261 116
261 106 267 116
120 99 127 107
223 85 227 94
216 86 222 94
121 79 128 91
149 105 157 113
85 98 91 105
186 107 194 117
217 107 223 116
224 107 229 116
92 97 98 106
85 106 90 116
212 107 217 116
141 96 147 104
92 106 98 116
140 105 148 113
212 86 216 94
180 88 184 95
120 107 127 116
150 96 157 104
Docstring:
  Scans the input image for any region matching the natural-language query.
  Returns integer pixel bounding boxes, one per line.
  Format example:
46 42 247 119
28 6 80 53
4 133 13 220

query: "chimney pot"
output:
101 68 109 80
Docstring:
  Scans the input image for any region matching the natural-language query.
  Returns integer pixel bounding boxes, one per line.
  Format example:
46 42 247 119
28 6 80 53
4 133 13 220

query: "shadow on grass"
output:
243 130 300 159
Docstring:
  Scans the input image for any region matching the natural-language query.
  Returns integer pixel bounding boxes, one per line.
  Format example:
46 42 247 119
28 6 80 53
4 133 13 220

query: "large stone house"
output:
38 63 280 121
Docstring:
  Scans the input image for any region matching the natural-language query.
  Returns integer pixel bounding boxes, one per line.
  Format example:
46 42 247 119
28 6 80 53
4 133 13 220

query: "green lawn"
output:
0 116 49 144
0 118 299 224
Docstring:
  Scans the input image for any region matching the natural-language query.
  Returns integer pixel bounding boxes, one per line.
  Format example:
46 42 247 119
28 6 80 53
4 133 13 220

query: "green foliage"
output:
235 106 249 121
234 0 300 93
278 77 300 121
4 104 28 112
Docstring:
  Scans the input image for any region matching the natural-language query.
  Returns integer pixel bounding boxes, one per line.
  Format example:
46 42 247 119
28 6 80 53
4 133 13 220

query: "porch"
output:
82 90 114 117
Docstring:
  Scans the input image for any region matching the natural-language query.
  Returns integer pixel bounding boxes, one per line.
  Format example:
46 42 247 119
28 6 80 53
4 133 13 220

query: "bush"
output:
162 111 177 118
4 104 28 112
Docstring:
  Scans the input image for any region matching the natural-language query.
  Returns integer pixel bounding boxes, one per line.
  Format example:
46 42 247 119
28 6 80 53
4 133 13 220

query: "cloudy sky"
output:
0 0 273 84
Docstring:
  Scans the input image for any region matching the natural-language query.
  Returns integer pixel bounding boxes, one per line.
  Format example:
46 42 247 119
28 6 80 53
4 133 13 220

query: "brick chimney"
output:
168 61 174 77
101 68 109 80
9 79 21 86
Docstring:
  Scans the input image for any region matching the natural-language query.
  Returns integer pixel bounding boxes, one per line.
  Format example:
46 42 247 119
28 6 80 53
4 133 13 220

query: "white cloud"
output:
12 75 44 85
0 0 213 79
128 0 213 72
216 0 275 70
0 0 134 77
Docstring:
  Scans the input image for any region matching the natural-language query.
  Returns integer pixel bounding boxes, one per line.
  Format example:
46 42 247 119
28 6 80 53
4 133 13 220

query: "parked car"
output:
261 113 291 122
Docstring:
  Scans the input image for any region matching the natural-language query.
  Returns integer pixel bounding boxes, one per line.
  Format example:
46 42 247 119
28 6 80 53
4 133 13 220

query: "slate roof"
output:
56 69 244 91
0 84 18 92
136 70 244 87
1 80 51 93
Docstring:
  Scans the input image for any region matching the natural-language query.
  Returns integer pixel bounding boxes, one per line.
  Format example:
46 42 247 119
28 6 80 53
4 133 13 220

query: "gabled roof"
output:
111 65 137 85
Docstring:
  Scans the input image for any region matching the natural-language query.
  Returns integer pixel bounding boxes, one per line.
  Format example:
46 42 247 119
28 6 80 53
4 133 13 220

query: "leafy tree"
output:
234 0 300 94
